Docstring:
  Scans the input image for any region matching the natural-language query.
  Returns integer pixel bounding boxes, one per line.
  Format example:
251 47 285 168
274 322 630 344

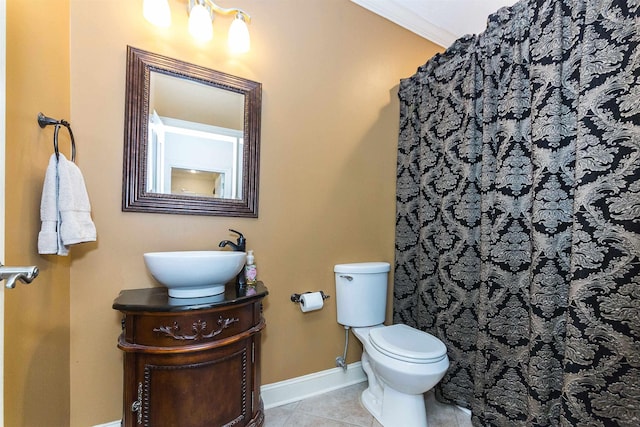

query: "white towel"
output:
57 154 97 245
38 154 66 255
38 153 96 255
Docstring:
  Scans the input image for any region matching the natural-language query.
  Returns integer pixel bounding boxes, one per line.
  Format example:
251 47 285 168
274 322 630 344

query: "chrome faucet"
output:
219 229 247 289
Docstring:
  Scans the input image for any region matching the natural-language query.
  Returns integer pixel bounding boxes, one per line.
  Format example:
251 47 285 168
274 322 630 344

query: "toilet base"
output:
361 384 428 427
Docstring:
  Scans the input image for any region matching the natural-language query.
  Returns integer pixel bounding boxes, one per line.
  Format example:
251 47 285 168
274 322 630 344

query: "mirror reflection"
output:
147 75 245 199
122 46 262 217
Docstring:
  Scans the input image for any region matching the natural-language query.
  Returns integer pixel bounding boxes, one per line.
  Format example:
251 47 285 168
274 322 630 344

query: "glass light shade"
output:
188 4 213 42
228 15 250 54
143 0 171 28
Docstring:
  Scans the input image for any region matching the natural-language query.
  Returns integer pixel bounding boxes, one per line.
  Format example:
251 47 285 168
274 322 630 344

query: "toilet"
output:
335 262 449 427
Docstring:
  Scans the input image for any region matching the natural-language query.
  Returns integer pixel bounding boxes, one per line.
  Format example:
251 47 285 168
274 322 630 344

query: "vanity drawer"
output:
125 303 256 347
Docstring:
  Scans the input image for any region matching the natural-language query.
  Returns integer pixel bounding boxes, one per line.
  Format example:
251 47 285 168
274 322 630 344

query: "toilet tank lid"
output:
334 262 390 273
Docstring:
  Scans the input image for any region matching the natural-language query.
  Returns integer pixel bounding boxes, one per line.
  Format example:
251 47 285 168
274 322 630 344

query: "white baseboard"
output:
261 361 366 409
93 362 366 426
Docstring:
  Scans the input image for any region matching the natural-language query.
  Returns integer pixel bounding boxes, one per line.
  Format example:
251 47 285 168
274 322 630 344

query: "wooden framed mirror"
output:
122 46 261 217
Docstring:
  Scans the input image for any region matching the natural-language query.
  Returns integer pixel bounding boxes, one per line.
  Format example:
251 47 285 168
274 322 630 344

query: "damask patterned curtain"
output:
394 0 639 425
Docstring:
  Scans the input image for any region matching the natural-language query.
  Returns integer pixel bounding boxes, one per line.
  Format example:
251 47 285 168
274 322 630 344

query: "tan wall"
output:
0 0 446 426
5 0 71 426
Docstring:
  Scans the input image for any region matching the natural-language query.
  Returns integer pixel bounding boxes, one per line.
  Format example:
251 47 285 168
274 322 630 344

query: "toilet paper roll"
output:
299 292 324 312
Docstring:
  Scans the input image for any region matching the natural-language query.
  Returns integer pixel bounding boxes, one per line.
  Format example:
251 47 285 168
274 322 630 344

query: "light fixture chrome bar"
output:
204 0 251 23
147 0 252 51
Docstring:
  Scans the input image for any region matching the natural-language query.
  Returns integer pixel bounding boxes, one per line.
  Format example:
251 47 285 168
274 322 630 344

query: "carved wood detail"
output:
153 316 240 341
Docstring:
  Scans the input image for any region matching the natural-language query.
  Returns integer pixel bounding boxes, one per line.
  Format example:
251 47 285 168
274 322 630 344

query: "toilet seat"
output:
369 324 447 363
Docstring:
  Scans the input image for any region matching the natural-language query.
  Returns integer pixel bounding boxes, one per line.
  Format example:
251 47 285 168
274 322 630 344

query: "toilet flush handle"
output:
339 275 353 281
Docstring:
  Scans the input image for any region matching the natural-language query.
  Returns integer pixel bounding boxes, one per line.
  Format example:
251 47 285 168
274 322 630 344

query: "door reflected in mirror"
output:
148 114 244 199
170 168 224 198
122 46 261 217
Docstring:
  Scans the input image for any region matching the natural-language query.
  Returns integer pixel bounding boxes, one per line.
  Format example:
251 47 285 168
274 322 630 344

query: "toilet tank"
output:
335 262 390 327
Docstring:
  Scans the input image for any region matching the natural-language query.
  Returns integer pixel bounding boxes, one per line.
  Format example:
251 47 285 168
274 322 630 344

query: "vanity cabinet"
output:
113 283 268 427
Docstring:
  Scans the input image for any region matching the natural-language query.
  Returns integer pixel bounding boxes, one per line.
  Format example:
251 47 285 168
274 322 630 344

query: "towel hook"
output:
38 112 76 162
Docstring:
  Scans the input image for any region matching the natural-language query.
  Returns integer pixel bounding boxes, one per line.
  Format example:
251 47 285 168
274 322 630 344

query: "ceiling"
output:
351 0 519 48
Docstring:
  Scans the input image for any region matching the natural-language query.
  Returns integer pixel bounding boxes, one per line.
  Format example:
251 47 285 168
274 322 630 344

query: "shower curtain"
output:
394 0 639 425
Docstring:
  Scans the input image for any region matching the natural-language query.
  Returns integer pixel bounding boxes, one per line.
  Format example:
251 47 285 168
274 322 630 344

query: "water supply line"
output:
335 326 350 371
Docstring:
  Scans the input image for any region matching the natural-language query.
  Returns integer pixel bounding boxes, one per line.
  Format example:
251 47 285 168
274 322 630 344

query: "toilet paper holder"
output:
290 291 330 304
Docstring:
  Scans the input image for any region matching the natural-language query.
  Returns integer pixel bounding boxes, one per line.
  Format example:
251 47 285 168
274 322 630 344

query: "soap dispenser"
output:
245 250 257 285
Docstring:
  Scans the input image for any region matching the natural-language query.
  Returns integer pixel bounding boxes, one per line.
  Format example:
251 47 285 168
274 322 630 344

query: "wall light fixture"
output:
143 0 251 54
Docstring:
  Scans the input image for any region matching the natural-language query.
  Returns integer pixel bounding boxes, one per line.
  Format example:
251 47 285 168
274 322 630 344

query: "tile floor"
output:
264 382 473 427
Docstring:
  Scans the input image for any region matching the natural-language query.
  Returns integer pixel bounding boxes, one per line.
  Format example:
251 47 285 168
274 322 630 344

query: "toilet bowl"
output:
353 324 448 427
334 262 449 427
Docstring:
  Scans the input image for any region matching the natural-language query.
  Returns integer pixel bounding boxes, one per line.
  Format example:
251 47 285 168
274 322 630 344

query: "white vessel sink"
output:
143 251 246 298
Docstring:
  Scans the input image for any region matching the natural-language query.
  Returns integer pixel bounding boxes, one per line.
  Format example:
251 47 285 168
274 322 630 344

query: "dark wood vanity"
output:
113 283 268 427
